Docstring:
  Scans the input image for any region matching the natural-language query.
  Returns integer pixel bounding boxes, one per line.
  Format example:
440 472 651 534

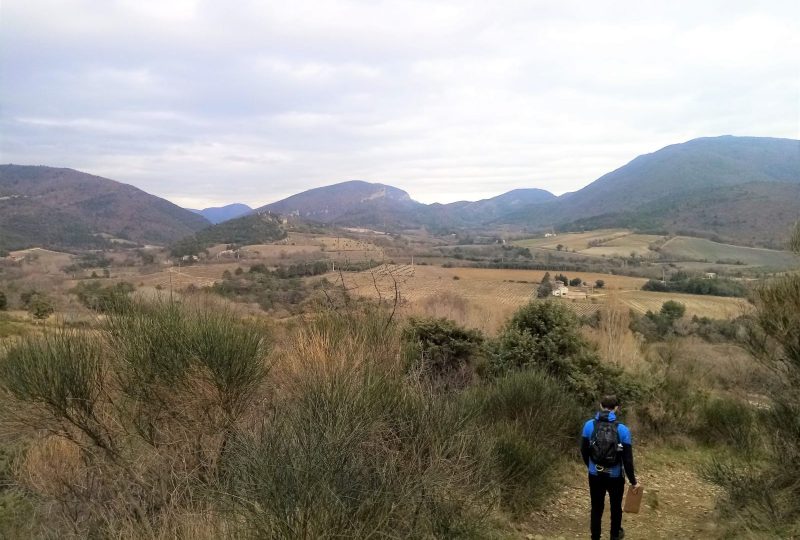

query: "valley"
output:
1 135 798 539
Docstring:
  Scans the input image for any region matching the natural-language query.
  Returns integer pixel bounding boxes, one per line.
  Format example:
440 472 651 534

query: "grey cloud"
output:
1 0 798 207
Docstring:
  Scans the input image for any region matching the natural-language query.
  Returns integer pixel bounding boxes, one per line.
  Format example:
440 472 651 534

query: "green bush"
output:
0 300 271 536
489 301 639 403
660 300 686 321
107 300 268 420
695 396 757 452
218 309 496 538
27 294 55 320
463 369 583 514
71 280 134 313
402 317 485 388
0 330 112 452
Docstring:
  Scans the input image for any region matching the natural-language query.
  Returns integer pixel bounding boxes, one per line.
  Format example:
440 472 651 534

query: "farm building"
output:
552 281 569 297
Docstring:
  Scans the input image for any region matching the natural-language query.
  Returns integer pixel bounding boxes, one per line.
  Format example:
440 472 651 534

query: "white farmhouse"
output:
552 280 569 297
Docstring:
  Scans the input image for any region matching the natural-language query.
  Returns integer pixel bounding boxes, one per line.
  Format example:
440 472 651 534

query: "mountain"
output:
0 165 210 251
559 182 800 249
503 136 800 245
440 189 557 222
257 180 557 230
258 180 446 230
258 180 425 225
189 203 253 224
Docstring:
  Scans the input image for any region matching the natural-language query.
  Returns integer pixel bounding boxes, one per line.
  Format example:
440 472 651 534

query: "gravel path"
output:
510 448 723 539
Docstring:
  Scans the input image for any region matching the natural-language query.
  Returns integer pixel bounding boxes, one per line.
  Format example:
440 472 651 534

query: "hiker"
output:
580 395 637 540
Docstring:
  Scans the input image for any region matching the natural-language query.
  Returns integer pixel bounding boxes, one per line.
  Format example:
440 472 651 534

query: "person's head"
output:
600 394 619 412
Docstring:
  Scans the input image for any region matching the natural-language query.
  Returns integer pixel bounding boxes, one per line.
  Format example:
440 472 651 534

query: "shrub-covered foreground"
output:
702 225 800 536
0 299 585 538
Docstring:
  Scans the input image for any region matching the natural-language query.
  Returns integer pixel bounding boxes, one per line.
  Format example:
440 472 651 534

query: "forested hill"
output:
502 136 800 246
0 165 210 251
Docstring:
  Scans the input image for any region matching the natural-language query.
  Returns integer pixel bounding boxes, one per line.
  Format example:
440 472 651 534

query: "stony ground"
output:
511 447 723 539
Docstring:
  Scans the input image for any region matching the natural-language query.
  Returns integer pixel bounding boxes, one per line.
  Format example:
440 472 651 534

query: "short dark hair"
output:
600 395 619 410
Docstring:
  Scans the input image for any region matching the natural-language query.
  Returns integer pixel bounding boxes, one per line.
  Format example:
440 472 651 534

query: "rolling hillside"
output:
659 236 800 269
0 165 210 251
559 182 800 248
505 136 800 245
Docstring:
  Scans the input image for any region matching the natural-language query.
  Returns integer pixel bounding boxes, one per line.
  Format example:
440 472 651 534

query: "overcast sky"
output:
1 1 798 208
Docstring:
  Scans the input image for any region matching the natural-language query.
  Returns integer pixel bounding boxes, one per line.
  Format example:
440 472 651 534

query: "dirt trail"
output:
512 448 722 539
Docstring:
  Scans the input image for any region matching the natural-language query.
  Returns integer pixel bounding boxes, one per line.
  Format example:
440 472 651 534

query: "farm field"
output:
337 264 750 331
134 263 243 289
617 289 749 319
581 233 665 258
660 236 800 269
8 247 73 272
514 230 800 275
514 229 629 251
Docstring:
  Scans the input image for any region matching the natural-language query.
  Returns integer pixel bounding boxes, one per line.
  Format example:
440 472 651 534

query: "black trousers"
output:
589 473 625 540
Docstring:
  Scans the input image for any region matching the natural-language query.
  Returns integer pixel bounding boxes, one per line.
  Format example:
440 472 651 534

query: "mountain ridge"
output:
4 135 798 251
498 135 799 245
190 203 253 224
0 165 210 251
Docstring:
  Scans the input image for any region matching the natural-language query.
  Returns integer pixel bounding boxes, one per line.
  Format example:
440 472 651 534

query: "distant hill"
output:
258 181 557 230
170 212 287 256
251 136 798 246
0 165 210 251
258 180 427 226
503 136 800 246
189 203 253 224
431 189 557 224
559 182 800 248
194 212 286 246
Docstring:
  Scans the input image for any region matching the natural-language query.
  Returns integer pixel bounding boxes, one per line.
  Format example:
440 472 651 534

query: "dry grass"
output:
584 294 644 370
401 291 515 334
339 265 658 333
617 290 750 319
19 436 84 499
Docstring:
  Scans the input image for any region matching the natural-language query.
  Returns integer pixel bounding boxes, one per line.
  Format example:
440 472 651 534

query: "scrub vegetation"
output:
0 224 798 538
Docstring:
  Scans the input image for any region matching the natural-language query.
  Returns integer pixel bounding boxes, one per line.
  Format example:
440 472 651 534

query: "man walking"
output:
580 395 637 540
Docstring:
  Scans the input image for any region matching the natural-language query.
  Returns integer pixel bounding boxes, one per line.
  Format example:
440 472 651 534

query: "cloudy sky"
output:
1 1 798 208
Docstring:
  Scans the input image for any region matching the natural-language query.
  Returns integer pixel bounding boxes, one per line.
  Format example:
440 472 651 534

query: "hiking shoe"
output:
611 528 625 540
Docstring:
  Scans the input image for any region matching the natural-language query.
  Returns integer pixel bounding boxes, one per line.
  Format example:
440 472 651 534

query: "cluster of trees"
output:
71 281 135 313
213 266 318 313
212 260 385 313
629 300 687 341
643 272 747 297
406 301 639 404
170 214 288 260
18 290 54 320
62 252 113 275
